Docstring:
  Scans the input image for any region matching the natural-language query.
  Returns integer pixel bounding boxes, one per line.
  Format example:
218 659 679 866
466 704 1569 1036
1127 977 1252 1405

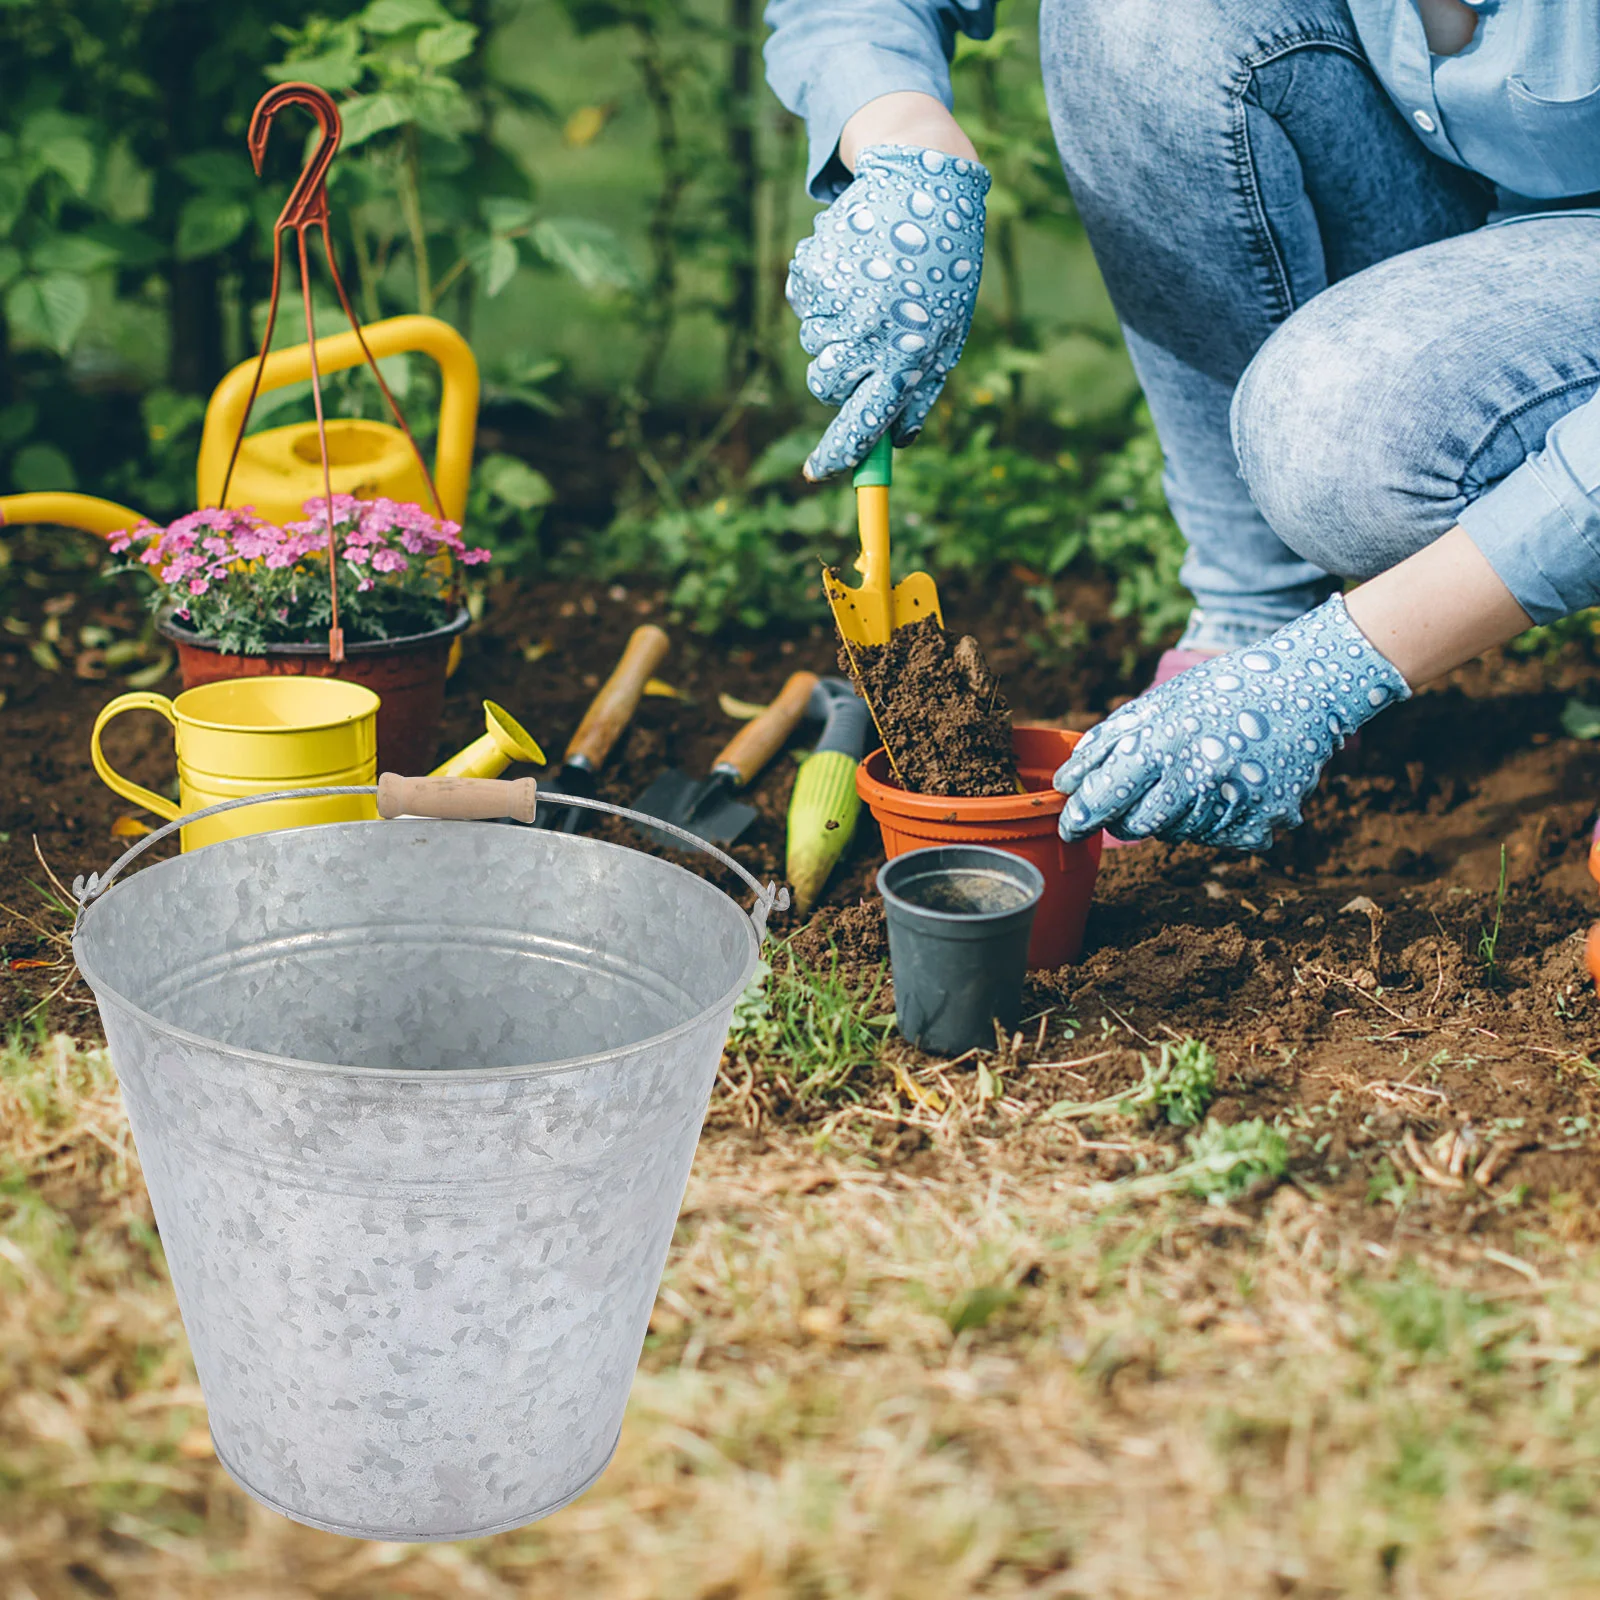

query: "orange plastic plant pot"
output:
856 725 1102 970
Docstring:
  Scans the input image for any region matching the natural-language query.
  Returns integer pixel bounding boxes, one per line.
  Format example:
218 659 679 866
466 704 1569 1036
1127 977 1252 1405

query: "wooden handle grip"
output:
565 624 671 770
715 671 819 786
377 773 539 823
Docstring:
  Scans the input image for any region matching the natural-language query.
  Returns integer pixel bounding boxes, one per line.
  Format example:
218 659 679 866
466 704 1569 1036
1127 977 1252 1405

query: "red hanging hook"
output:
216 82 446 665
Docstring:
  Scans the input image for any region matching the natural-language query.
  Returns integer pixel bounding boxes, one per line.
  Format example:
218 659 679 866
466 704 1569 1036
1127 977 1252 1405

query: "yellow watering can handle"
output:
0 493 146 539
195 313 479 522
90 693 181 822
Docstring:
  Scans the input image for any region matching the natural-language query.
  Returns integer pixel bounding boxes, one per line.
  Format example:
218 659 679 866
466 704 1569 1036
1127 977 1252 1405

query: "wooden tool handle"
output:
565 624 671 770
377 773 539 823
715 671 819 786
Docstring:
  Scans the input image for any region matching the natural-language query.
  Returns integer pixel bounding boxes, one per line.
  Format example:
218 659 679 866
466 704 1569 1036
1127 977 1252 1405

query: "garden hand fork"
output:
823 434 943 648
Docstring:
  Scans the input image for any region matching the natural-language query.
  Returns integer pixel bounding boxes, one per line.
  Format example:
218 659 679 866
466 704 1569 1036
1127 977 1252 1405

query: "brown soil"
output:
9 524 1600 1244
841 615 1018 796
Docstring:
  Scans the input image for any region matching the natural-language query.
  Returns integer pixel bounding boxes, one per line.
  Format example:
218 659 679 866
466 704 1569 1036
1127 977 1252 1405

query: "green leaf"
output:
11 441 76 493
34 135 96 198
264 48 364 92
1561 698 1600 741
340 91 412 147
5 274 91 357
98 139 153 223
416 20 476 67
175 193 250 261
467 234 519 297
480 196 535 233
478 454 553 511
29 233 120 275
530 216 636 293
360 0 452 33
0 248 21 292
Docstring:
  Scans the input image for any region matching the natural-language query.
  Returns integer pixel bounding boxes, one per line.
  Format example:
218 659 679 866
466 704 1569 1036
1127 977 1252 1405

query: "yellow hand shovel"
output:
822 434 942 647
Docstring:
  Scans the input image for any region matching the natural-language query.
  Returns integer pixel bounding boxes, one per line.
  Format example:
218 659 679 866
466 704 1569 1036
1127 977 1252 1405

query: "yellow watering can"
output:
1 315 477 537
91 677 381 851
196 314 478 526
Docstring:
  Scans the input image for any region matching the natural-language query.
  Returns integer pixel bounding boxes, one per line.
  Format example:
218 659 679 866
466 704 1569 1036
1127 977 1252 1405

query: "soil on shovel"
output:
841 615 1018 796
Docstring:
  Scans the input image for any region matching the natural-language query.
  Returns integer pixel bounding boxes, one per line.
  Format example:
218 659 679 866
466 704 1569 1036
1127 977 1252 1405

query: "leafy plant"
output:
729 940 893 1103
1098 1118 1290 1207
1045 1036 1218 1128
109 492 487 653
266 0 626 325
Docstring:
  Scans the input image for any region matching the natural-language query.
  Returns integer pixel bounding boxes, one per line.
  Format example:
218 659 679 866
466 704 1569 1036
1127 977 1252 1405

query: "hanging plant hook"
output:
215 81 448 665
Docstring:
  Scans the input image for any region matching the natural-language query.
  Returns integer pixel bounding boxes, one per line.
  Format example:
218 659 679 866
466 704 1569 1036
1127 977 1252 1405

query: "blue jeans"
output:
1040 0 1600 649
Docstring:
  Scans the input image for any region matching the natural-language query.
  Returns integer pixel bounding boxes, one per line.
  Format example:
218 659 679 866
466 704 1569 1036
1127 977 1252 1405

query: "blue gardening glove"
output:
787 144 989 481
1055 596 1411 851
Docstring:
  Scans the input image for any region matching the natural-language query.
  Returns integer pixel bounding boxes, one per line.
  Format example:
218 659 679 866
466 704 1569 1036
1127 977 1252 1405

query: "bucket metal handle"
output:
72 778 789 939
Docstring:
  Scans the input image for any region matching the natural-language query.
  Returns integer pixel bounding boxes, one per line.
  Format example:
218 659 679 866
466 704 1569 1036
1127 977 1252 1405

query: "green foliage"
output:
266 0 620 325
730 941 894 1104
467 451 555 567
585 405 1189 642
1045 1036 1218 1128
1100 1118 1290 1207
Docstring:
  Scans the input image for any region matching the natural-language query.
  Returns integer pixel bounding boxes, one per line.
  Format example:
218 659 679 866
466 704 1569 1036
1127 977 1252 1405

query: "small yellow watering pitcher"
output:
91 678 380 851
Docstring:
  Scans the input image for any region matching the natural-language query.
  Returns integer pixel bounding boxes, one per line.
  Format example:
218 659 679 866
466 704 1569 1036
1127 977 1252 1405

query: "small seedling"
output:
1097 1118 1289 1206
1477 844 1509 979
1045 1036 1217 1128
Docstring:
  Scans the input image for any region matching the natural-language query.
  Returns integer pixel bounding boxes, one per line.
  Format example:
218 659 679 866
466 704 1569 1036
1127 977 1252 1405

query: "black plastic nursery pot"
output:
877 845 1045 1057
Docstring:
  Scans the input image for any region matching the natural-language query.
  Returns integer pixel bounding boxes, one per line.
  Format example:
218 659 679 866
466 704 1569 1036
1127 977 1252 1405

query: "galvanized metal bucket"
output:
71 783 783 1542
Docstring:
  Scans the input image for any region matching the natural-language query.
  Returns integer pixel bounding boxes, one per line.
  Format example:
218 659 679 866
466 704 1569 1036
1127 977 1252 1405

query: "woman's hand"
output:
1054 596 1411 850
787 138 989 480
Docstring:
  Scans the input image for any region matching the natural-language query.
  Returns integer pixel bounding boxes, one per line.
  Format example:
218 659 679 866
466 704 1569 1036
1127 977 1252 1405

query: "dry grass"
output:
4 1032 1600 1598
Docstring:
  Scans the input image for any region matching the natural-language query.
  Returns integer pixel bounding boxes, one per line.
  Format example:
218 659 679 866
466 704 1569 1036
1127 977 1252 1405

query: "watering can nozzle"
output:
430 701 545 780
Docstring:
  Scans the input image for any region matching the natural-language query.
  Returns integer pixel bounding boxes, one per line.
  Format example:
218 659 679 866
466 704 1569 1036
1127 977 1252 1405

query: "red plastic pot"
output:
856 724 1102 970
159 608 469 778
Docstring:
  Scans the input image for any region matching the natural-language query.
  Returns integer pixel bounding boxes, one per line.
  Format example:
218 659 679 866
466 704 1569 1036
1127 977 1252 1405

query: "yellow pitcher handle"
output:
90 693 181 821
0 493 146 539
196 313 479 522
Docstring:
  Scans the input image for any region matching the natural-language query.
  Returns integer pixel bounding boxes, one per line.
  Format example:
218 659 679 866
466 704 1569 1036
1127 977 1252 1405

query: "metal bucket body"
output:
73 819 760 1541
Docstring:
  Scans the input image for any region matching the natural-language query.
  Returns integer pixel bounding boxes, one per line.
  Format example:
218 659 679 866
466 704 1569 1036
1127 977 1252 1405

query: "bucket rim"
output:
72 821 764 1083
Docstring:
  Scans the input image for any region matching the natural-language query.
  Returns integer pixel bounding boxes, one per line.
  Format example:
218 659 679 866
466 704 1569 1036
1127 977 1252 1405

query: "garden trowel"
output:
823 434 943 649
533 624 671 832
633 670 819 848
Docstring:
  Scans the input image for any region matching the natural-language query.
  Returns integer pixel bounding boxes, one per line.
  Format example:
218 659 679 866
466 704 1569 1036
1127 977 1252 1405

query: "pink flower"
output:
461 547 493 565
357 577 374 592
107 530 132 554
188 577 210 596
370 547 408 573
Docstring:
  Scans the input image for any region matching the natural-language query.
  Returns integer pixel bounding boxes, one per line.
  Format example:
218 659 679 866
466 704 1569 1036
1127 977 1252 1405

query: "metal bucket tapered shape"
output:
72 815 765 1541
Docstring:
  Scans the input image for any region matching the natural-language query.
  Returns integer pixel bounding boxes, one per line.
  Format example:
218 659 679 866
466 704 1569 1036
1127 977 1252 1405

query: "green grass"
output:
7 1031 1600 1594
730 941 894 1103
1478 843 1510 979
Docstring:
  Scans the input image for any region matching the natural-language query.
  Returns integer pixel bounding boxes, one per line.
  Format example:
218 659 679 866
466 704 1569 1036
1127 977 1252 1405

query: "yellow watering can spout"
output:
431 701 545 779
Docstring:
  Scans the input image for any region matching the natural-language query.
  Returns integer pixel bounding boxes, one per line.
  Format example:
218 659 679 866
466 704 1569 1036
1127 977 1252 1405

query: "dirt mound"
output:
840 616 1017 796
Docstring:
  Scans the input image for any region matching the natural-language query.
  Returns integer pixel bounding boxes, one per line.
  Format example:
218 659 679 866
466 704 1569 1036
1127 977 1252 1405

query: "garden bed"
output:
5 540 1600 1238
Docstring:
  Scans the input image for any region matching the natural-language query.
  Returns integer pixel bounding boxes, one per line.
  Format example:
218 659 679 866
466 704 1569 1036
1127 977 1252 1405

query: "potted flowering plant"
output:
112 495 491 774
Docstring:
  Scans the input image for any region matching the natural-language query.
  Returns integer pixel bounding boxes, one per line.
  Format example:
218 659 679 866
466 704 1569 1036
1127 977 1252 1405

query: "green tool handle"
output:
853 433 893 489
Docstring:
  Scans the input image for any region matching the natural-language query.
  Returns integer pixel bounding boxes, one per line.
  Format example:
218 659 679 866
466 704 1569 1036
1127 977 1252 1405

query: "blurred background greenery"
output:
0 0 1196 641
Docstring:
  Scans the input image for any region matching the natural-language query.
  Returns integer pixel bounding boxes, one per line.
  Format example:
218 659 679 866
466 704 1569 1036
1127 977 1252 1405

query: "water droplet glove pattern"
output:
1054 596 1412 850
787 144 990 480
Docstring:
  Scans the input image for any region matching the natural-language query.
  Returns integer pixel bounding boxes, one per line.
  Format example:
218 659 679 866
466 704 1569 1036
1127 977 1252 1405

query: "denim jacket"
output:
765 0 1600 624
